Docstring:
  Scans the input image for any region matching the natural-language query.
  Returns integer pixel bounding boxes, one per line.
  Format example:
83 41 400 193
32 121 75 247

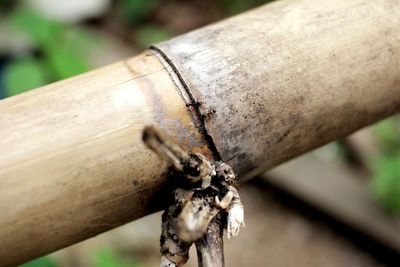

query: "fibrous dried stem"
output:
195 216 224 267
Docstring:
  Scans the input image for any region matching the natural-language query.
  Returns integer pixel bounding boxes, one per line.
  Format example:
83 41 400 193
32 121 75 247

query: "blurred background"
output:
0 0 399 266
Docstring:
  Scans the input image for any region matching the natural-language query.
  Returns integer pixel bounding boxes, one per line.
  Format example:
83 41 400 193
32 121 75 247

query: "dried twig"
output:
142 126 244 267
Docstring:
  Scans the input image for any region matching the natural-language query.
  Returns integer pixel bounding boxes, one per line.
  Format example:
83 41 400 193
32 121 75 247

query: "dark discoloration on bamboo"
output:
151 47 223 161
131 53 213 159
154 0 400 179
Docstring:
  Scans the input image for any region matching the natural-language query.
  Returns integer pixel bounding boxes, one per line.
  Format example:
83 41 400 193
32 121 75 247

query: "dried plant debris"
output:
142 126 245 267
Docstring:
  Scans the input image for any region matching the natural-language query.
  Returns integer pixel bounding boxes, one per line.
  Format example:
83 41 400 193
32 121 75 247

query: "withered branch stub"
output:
142 126 244 267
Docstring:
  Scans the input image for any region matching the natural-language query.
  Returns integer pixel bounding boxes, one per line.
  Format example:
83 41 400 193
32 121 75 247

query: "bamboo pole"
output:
0 0 400 265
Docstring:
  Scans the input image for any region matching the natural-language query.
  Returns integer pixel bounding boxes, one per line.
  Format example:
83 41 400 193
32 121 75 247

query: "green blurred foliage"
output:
119 0 160 24
4 58 47 96
135 25 172 48
93 249 128 267
374 118 400 155
92 248 144 267
371 153 400 216
371 118 400 215
19 256 58 267
45 43 89 80
0 0 12 9
218 0 272 15
3 8 93 96
20 249 146 267
10 8 63 47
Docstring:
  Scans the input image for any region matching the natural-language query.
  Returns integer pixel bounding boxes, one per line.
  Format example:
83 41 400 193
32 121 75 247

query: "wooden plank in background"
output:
262 154 400 253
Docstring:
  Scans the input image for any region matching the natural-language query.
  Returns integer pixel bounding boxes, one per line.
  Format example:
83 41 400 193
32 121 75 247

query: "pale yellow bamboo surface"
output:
0 52 211 266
